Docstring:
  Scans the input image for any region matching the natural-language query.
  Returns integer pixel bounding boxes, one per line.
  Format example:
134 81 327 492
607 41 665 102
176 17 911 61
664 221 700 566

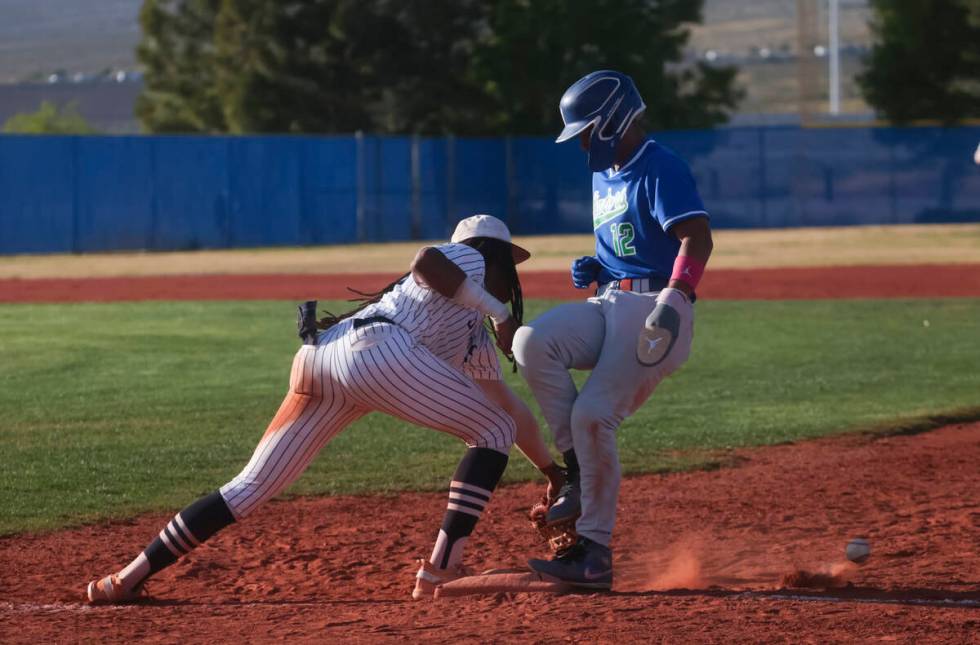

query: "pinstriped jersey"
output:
356 243 502 380
462 324 502 381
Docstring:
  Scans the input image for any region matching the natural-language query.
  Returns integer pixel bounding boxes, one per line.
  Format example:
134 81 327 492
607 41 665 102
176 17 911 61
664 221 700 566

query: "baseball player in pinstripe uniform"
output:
515 71 714 589
85 214 566 603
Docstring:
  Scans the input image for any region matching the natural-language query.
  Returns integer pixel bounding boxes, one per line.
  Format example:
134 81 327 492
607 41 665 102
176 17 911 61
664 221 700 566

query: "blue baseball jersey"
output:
591 137 708 282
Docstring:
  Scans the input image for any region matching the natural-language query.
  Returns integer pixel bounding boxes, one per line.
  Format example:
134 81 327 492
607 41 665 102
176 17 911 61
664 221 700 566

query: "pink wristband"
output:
671 255 706 290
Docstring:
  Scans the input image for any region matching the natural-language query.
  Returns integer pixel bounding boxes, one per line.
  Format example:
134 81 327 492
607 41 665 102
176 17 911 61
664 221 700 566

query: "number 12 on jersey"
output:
609 222 636 257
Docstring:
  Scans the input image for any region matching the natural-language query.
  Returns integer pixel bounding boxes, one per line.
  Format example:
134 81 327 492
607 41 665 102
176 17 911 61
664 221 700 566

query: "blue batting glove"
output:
571 256 601 289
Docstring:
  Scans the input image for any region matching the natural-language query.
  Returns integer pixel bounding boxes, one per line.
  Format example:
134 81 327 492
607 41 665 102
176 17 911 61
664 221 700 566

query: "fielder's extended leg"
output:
431 446 509 569
331 322 518 598
414 446 509 599
89 491 237 603
87 344 362 604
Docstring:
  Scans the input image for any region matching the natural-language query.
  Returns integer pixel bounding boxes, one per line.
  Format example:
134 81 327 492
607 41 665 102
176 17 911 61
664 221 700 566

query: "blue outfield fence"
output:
1 126 978 254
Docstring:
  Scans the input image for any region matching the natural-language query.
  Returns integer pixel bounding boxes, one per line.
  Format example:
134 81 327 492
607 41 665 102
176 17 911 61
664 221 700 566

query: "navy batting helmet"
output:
556 70 646 171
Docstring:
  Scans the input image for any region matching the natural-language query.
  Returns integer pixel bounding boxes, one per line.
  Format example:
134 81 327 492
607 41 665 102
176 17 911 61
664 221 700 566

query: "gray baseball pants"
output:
512 288 693 546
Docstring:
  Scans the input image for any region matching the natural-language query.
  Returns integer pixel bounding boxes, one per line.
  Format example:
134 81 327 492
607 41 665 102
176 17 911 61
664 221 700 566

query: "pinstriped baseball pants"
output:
219 320 516 519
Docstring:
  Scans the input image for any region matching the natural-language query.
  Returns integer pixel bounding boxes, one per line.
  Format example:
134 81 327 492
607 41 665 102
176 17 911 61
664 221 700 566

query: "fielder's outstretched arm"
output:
411 246 467 297
476 378 565 501
412 245 518 354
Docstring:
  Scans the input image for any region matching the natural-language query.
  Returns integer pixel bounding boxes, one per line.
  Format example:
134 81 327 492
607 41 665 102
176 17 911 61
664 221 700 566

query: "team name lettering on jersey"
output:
593 187 629 229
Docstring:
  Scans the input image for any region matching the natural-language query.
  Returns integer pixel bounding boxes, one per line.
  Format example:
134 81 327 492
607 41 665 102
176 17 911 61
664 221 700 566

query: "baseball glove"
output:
297 300 319 345
529 500 579 554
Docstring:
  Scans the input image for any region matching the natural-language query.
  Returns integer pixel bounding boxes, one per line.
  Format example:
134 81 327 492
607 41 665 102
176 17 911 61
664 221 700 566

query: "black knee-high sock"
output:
430 447 509 570
125 491 236 587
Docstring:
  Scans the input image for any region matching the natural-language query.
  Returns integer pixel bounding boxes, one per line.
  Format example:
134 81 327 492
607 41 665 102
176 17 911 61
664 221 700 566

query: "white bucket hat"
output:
450 214 531 264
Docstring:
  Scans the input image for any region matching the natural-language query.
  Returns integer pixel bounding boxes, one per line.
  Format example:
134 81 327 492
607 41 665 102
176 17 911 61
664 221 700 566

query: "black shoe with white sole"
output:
527 536 613 590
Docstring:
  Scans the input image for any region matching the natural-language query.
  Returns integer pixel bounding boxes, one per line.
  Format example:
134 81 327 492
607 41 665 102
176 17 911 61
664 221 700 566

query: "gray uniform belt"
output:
596 276 669 297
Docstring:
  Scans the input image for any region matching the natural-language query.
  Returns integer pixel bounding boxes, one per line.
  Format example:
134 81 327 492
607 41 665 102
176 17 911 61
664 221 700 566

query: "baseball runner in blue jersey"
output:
84 215 566 603
514 71 714 589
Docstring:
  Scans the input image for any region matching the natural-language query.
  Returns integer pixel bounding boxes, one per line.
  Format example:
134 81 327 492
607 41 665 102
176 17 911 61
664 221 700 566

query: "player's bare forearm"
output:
411 247 466 298
668 216 713 295
476 379 554 471
671 216 713 263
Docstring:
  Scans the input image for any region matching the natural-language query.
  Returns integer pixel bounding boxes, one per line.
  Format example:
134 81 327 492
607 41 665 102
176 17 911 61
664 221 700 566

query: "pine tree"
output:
135 0 741 135
468 0 741 134
213 0 396 133
858 0 980 124
136 0 226 132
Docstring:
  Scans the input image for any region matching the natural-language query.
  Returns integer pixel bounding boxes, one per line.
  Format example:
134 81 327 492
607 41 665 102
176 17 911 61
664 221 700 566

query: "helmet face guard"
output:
556 71 646 171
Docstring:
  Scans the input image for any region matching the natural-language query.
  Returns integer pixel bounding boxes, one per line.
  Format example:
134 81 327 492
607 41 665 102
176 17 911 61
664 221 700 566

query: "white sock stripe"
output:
448 491 488 508
166 521 193 553
174 514 201 547
449 480 493 499
447 498 484 515
446 502 482 517
158 529 183 557
448 485 491 503
162 526 188 554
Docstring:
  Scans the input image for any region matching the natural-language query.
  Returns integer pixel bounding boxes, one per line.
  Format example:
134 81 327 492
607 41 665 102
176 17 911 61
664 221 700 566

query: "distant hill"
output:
0 0 142 83
0 81 142 133
692 0 870 54
690 0 873 116
0 0 873 123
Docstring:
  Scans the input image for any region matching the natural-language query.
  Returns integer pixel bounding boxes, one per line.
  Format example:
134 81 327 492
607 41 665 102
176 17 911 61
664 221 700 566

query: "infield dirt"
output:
3 264 980 302
2 227 979 642
1 422 977 643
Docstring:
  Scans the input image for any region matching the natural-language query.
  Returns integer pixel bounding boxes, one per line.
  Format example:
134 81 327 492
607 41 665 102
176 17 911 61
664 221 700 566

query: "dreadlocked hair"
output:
463 237 524 371
315 237 524 359
315 272 410 331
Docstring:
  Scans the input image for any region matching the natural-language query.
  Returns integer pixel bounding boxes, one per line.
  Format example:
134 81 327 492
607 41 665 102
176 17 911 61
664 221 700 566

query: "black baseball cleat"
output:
545 470 581 525
527 537 613 590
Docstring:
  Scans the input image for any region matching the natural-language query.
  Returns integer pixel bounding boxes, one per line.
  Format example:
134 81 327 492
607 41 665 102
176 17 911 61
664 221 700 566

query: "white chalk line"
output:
0 601 99 614
745 592 980 609
2 594 977 614
0 599 385 615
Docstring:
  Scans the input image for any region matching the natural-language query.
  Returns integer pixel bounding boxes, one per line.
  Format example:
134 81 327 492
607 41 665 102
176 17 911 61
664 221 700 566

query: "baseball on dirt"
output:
846 537 871 564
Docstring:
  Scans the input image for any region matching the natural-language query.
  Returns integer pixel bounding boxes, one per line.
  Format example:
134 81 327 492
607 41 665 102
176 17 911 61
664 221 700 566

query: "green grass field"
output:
2 298 979 536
